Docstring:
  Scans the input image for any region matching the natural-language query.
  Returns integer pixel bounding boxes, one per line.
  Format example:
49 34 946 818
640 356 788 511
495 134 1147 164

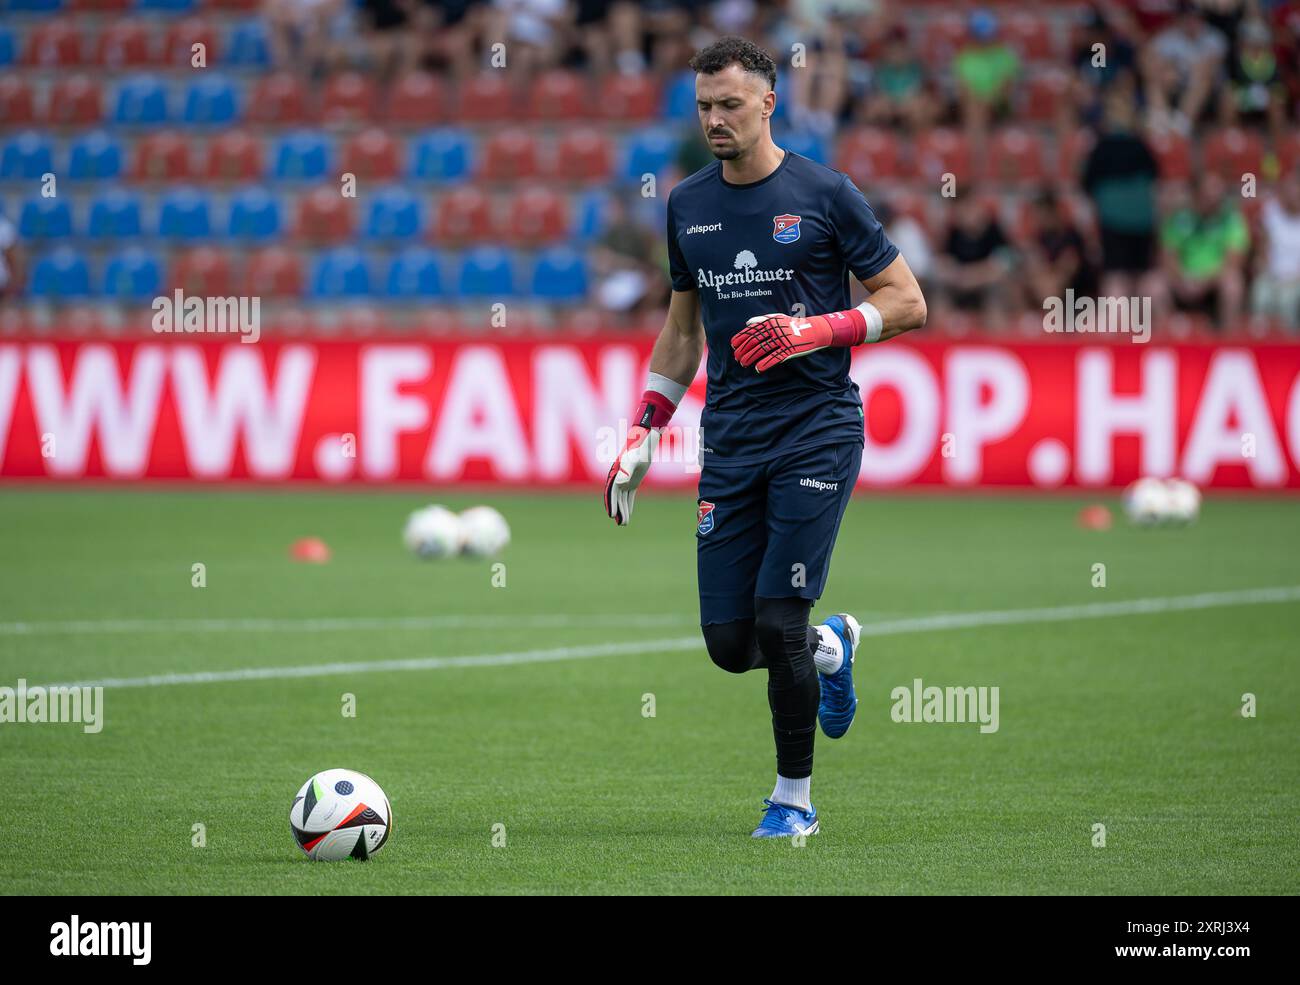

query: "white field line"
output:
31 585 1300 691
0 614 699 636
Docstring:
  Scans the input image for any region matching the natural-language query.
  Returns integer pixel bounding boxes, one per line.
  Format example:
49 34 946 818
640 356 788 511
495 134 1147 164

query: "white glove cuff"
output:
855 301 884 343
646 371 689 405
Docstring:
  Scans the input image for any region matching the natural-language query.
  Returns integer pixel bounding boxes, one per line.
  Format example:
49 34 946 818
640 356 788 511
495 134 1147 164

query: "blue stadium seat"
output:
1 132 53 180
661 71 697 121
365 186 423 240
225 18 271 68
572 191 610 242
68 131 124 182
114 75 169 127
310 247 372 298
182 74 240 126
408 129 471 182
456 247 515 298
385 247 444 299
102 247 162 302
778 129 829 165
134 0 195 11
19 196 73 239
530 247 588 302
271 130 331 181
227 186 282 240
87 188 143 240
30 248 92 300
157 187 213 240
9 0 63 11
0 27 15 67
621 129 676 182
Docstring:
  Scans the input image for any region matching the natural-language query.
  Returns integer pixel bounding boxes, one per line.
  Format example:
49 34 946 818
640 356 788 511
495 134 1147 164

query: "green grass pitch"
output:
1 487 1297 895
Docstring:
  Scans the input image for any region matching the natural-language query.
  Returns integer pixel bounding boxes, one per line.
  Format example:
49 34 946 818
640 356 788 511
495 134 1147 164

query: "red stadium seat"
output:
1023 69 1071 123
0 76 37 127
70 0 131 9
321 72 377 127
386 72 446 127
1003 13 1054 60
340 128 401 181
247 73 311 125
834 129 902 183
242 247 303 298
920 14 967 64
46 75 103 127
434 186 497 244
600 74 659 121
295 186 356 244
1146 130 1191 181
914 128 974 183
1203 127 1264 182
131 131 194 182
478 131 540 181
553 128 613 181
204 129 264 182
1278 133 1300 177
94 20 154 68
1056 128 1095 180
528 70 588 121
506 185 568 244
24 19 84 68
163 17 220 67
984 128 1045 183
203 0 261 9
169 247 235 297
456 73 516 122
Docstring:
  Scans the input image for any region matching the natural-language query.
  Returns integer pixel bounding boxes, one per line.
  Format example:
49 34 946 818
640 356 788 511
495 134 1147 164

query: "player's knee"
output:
753 596 815 681
702 620 759 674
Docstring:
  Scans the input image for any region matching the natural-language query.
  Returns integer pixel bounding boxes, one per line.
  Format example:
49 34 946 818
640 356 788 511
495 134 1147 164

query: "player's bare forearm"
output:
649 289 704 386
860 254 928 342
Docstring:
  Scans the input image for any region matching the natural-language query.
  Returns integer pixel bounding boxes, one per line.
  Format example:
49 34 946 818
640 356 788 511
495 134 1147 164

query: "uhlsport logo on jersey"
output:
772 214 801 244
697 500 716 535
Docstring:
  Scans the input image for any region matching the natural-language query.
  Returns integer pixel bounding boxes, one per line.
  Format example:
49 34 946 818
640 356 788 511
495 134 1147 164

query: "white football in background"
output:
1164 478 1202 525
1123 477 1172 526
402 505 463 559
458 505 511 557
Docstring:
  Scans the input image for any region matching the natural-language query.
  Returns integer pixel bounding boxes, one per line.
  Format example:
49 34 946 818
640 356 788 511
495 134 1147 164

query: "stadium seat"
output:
135 0 197 12
620 128 676 182
553 128 613 181
1057 129 1095 181
86 187 143 239
226 186 282 240
130 131 192 181
530 247 588 302
30 248 92 300
779 130 829 165
320 72 376 127
204 129 263 181
157 187 213 240
183 74 240 126
271 130 331 181
456 247 515 298
224 17 270 68
341 128 401 181
834 128 902 182
479 131 540 181
241 246 302 297
506 185 568 244
385 247 444 299
528 70 587 121
23 18 83 68
206 0 259 10
68 130 123 181
1203 128 1263 182
434 185 496 244
310 247 371 298
1146 129 1191 181
571 190 610 242
10 0 66 9
0 76 36 126
456 73 515 121
386 72 446 127
1278 133 1300 177
1003 13 1054 60
0 27 16 67
1 131 54 179
163 16 218 67
247 72 309 125
1024 69 1071 123
914 128 974 183
364 186 423 241
102 246 162 301
408 129 472 182
661 71 697 121
70 0 131 10
601 74 659 121
46 74 103 126
295 185 355 243
169 247 234 296
114 74 169 126
95 21 153 68
920 13 967 64
985 128 1045 183
20 196 74 239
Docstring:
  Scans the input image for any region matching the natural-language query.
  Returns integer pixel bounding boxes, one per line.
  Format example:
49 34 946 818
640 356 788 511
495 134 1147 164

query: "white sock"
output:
812 624 843 675
771 774 812 812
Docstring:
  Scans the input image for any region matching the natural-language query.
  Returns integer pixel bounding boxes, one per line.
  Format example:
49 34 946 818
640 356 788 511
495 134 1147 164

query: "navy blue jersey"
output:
666 151 898 466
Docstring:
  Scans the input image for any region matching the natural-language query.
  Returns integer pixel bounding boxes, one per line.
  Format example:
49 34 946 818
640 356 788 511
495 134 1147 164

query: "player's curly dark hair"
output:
689 36 777 92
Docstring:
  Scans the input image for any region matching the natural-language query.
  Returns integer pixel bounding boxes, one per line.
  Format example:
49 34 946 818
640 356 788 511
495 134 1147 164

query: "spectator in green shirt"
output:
954 9 1021 137
1160 174 1249 327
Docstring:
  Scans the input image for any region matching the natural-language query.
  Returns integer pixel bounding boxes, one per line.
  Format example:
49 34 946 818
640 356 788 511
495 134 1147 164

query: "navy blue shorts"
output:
696 440 863 626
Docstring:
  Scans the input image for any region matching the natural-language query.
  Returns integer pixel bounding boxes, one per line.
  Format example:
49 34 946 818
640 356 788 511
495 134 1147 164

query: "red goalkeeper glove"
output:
730 303 881 373
603 389 678 526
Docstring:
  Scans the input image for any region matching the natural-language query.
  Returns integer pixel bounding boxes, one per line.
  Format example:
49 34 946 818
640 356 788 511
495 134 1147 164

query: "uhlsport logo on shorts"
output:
772 214 801 244
697 500 716 535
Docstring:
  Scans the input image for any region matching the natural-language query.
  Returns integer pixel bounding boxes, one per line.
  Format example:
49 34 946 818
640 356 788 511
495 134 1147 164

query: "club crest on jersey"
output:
772 214 802 244
697 500 716 535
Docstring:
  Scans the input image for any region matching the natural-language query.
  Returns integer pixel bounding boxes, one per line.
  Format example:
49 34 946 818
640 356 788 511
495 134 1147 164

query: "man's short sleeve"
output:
830 176 899 281
665 193 694 292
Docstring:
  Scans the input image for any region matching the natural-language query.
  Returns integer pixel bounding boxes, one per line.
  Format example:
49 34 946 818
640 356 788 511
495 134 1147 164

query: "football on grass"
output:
290 769 392 861
458 505 510 557
402 505 463 559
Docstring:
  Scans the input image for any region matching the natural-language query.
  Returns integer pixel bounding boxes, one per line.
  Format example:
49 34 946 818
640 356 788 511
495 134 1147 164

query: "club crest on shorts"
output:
772 214 801 244
697 500 716 535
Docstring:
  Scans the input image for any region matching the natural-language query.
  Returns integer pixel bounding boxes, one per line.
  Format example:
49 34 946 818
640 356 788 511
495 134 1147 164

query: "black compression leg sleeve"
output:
753 596 819 780
701 619 767 674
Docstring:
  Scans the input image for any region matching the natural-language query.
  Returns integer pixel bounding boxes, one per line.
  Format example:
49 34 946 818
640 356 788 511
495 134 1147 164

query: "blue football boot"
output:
751 798 819 838
817 613 861 738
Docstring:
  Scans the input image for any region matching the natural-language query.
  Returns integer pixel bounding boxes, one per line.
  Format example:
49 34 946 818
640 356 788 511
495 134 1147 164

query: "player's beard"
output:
706 130 742 160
